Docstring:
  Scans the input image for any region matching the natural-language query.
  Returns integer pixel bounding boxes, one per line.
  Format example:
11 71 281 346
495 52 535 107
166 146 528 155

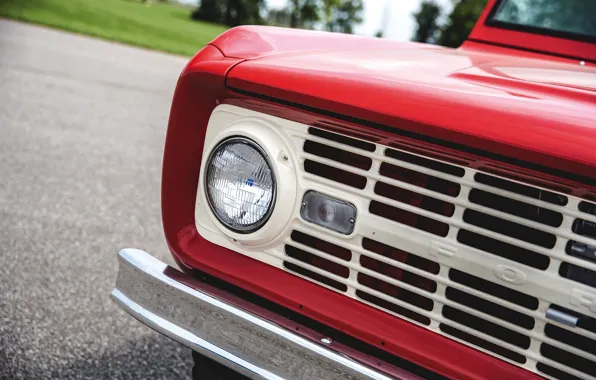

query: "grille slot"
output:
448 269 539 310
541 344 596 378
356 290 432 326
579 201 596 215
537 363 583 380
379 162 461 197
304 140 372 170
561 201 596 289
475 173 568 206
360 255 438 293
386 147 465 177
283 231 352 292
362 238 440 275
375 182 455 217
469 188 563 227
304 160 367 189
358 273 434 311
389 141 473 167
479 166 573 196
462 209 557 249
309 126 378 150
285 245 349 279
445 287 535 329
442 305 531 348
545 324 596 357
559 263 596 288
370 201 450 237
283 261 348 292
291 230 352 261
457 229 550 269
278 126 596 379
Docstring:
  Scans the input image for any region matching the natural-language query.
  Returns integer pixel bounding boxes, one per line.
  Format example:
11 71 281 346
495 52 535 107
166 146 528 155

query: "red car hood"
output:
213 27 596 182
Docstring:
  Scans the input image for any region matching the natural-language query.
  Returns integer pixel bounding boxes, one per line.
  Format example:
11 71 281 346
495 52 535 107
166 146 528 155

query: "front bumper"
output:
111 249 421 380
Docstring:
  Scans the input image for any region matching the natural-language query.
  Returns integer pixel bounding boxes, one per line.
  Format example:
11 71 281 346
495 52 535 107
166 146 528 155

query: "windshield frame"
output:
467 0 596 64
485 0 596 44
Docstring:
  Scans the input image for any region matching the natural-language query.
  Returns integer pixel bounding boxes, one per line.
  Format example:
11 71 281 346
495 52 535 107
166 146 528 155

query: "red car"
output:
111 0 596 379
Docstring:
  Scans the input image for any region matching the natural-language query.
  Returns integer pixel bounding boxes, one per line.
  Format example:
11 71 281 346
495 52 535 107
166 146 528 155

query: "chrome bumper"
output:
111 249 421 380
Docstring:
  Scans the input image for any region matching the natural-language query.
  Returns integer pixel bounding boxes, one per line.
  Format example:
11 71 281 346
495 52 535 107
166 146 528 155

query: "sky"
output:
266 0 453 41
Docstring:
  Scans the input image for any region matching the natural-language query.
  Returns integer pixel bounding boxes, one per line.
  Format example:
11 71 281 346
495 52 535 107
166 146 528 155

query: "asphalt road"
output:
0 19 196 379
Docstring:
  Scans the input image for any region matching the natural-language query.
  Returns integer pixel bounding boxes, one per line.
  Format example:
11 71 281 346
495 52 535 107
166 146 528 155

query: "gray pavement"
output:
0 19 195 379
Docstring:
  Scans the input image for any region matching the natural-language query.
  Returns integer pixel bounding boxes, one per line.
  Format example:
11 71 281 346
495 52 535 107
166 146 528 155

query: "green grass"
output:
0 0 229 56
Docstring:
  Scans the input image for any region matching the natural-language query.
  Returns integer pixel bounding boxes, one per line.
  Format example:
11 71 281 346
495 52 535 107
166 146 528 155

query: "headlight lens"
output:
205 137 276 233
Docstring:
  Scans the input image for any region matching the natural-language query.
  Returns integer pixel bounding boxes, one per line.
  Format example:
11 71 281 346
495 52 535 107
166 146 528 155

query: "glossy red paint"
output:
225 38 596 183
469 0 596 63
162 46 545 380
209 25 434 59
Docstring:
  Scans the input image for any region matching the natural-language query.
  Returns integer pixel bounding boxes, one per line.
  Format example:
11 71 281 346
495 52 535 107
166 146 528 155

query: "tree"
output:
191 0 223 23
437 0 487 47
191 0 265 27
224 0 265 26
268 8 292 26
412 1 441 43
285 0 362 33
287 0 320 28
322 0 363 34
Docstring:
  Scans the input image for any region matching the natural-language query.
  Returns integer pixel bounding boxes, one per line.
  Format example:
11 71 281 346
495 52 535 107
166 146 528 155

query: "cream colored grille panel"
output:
289 127 596 380
196 106 596 380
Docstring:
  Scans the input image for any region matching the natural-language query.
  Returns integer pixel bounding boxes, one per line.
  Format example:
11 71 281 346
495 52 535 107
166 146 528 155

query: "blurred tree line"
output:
191 0 590 47
413 0 488 47
191 0 363 32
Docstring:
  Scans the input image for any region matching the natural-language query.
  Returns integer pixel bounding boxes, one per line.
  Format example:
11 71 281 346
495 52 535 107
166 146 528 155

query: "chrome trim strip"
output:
546 307 579 328
111 249 416 380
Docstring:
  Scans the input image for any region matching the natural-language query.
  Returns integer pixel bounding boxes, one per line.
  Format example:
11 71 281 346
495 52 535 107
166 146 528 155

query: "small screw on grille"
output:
321 337 332 345
349 218 356 225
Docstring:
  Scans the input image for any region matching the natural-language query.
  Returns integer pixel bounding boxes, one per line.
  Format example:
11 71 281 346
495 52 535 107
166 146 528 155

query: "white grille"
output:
197 106 596 380
283 126 596 380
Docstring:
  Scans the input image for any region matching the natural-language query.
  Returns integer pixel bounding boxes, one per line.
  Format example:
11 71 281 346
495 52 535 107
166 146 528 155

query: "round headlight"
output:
205 137 276 233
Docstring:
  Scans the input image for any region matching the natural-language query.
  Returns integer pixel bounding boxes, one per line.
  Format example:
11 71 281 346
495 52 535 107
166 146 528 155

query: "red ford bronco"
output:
111 0 596 379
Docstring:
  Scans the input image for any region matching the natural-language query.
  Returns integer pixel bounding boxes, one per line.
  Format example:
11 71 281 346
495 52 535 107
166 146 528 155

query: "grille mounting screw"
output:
349 218 356 224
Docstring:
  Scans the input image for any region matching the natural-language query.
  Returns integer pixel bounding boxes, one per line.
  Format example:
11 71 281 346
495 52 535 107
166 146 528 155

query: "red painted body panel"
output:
209 25 434 59
162 46 546 380
470 0 596 63
225 41 596 182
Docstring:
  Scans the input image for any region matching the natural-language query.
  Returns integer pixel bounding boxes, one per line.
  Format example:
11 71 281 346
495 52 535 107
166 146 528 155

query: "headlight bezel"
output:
204 136 277 234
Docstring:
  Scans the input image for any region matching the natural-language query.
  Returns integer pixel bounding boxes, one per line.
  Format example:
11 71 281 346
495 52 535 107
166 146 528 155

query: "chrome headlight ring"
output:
204 136 277 234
